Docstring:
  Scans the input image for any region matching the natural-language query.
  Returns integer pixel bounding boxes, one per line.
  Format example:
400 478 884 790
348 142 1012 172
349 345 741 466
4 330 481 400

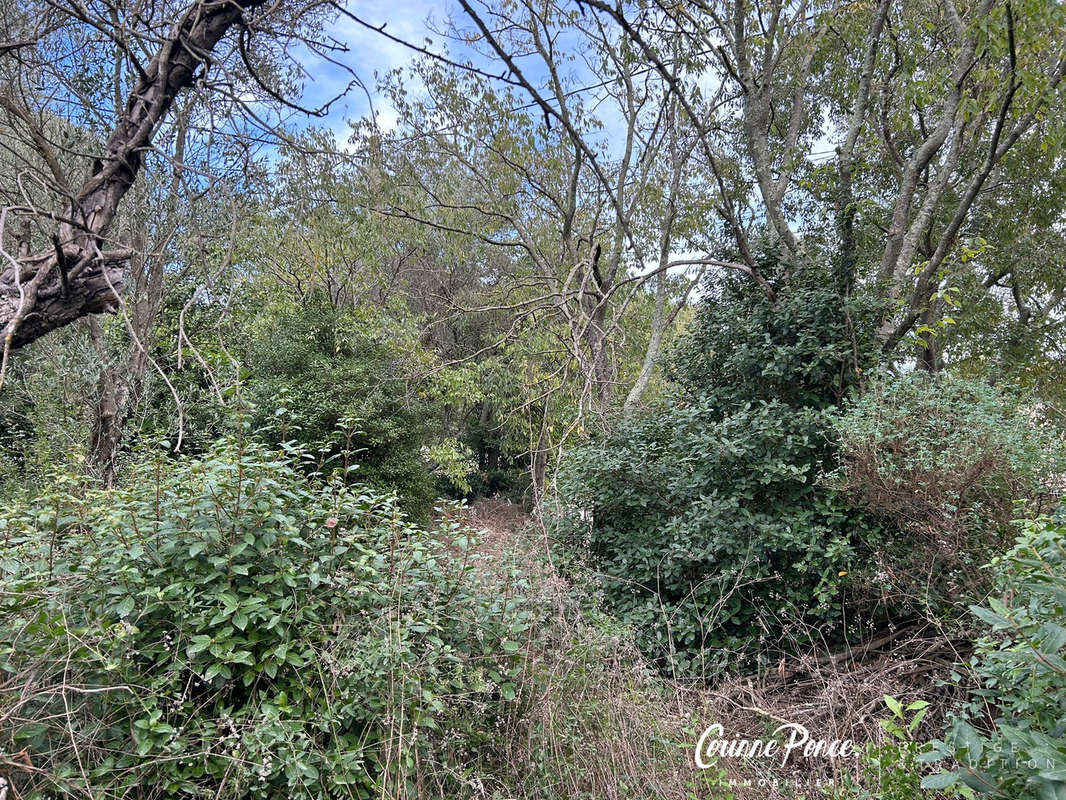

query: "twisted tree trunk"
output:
0 0 264 355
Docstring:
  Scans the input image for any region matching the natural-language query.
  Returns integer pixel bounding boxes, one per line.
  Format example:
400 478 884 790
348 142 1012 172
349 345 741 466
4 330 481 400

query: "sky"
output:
287 1 621 153
293 1 477 147
282 1 727 280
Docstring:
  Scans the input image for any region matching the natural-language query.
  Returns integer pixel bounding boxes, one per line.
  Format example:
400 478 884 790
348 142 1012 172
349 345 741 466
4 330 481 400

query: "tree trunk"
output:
88 231 162 484
0 0 265 357
625 272 669 413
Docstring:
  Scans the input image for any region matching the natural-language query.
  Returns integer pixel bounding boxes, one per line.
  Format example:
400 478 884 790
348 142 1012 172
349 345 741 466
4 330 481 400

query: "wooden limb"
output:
52 235 69 299
882 38 1066 351
0 0 268 353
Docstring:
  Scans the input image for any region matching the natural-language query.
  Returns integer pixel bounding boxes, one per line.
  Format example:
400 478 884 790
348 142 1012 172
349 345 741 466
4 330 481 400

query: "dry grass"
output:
696 624 969 798
431 499 699 799
424 498 971 800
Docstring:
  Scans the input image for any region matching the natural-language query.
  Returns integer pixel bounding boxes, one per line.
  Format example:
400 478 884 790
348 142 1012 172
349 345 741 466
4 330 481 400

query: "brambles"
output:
830 372 1064 613
0 441 536 797
0 441 695 799
831 372 1061 539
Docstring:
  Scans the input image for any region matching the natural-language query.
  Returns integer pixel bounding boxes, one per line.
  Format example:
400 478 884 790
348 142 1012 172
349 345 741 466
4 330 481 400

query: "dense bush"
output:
0 441 696 799
0 328 100 497
923 514 1066 798
555 397 879 673
830 372 1064 610
831 371 1061 535
239 301 441 516
554 258 886 673
667 252 880 409
0 441 543 798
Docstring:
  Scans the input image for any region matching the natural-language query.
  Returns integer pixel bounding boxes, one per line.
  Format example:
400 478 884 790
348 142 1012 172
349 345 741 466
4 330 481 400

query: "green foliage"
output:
422 437 478 494
555 258 885 673
237 300 440 516
867 698 939 800
831 698 971 800
668 253 881 410
831 371 1061 531
0 328 100 495
923 514 1066 799
830 371 1064 611
555 396 876 673
0 441 547 798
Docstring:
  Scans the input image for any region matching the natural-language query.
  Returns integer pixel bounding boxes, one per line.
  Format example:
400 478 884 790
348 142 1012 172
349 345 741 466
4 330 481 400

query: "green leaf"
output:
920 771 959 789
970 604 1012 630
1037 622 1066 654
884 695 903 718
954 721 984 763
1034 777 1065 800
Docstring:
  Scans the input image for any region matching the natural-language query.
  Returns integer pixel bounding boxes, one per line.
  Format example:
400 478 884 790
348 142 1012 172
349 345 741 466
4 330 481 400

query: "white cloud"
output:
291 1 455 150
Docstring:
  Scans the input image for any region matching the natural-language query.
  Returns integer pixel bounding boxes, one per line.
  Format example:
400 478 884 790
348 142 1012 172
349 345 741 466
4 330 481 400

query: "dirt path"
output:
467 497 539 557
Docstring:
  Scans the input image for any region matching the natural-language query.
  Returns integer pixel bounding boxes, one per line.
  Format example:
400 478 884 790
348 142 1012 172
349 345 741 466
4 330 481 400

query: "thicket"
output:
830 372 1064 614
554 258 888 673
0 439 695 799
237 300 441 517
554 253 1065 679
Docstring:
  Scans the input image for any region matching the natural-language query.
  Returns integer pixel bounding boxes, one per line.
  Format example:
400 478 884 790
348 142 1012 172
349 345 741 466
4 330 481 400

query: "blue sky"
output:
289 1 614 151
294 1 474 145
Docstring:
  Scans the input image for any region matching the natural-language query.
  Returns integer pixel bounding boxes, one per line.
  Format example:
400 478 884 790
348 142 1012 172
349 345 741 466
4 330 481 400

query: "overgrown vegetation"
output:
2 0 1065 797
924 515 1066 798
0 441 696 799
554 260 888 671
830 372 1064 614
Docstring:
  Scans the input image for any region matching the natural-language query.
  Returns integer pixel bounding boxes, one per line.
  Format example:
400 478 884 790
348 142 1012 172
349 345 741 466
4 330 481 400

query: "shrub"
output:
868 697 942 800
0 441 543 798
668 252 881 411
832 372 1061 534
830 372 1064 609
555 397 878 675
829 697 968 800
923 513 1066 799
0 441 698 799
554 258 886 674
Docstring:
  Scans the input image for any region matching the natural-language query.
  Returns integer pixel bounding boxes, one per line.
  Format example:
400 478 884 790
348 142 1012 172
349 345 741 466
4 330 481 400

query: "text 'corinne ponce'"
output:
695 722 857 769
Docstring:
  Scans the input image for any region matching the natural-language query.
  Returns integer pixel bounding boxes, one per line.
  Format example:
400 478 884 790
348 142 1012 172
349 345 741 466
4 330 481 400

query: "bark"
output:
624 108 691 413
881 12 1066 351
875 0 990 295
573 243 615 411
0 0 265 355
89 229 164 484
530 406 549 507
733 0 805 256
87 59 191 484
88 318 125 484
624 271 669 413
836 0 891 289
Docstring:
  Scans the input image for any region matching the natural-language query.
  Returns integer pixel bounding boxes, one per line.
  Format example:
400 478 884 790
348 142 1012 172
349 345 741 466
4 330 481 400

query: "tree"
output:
573 0 1066 364
0 0 328 373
